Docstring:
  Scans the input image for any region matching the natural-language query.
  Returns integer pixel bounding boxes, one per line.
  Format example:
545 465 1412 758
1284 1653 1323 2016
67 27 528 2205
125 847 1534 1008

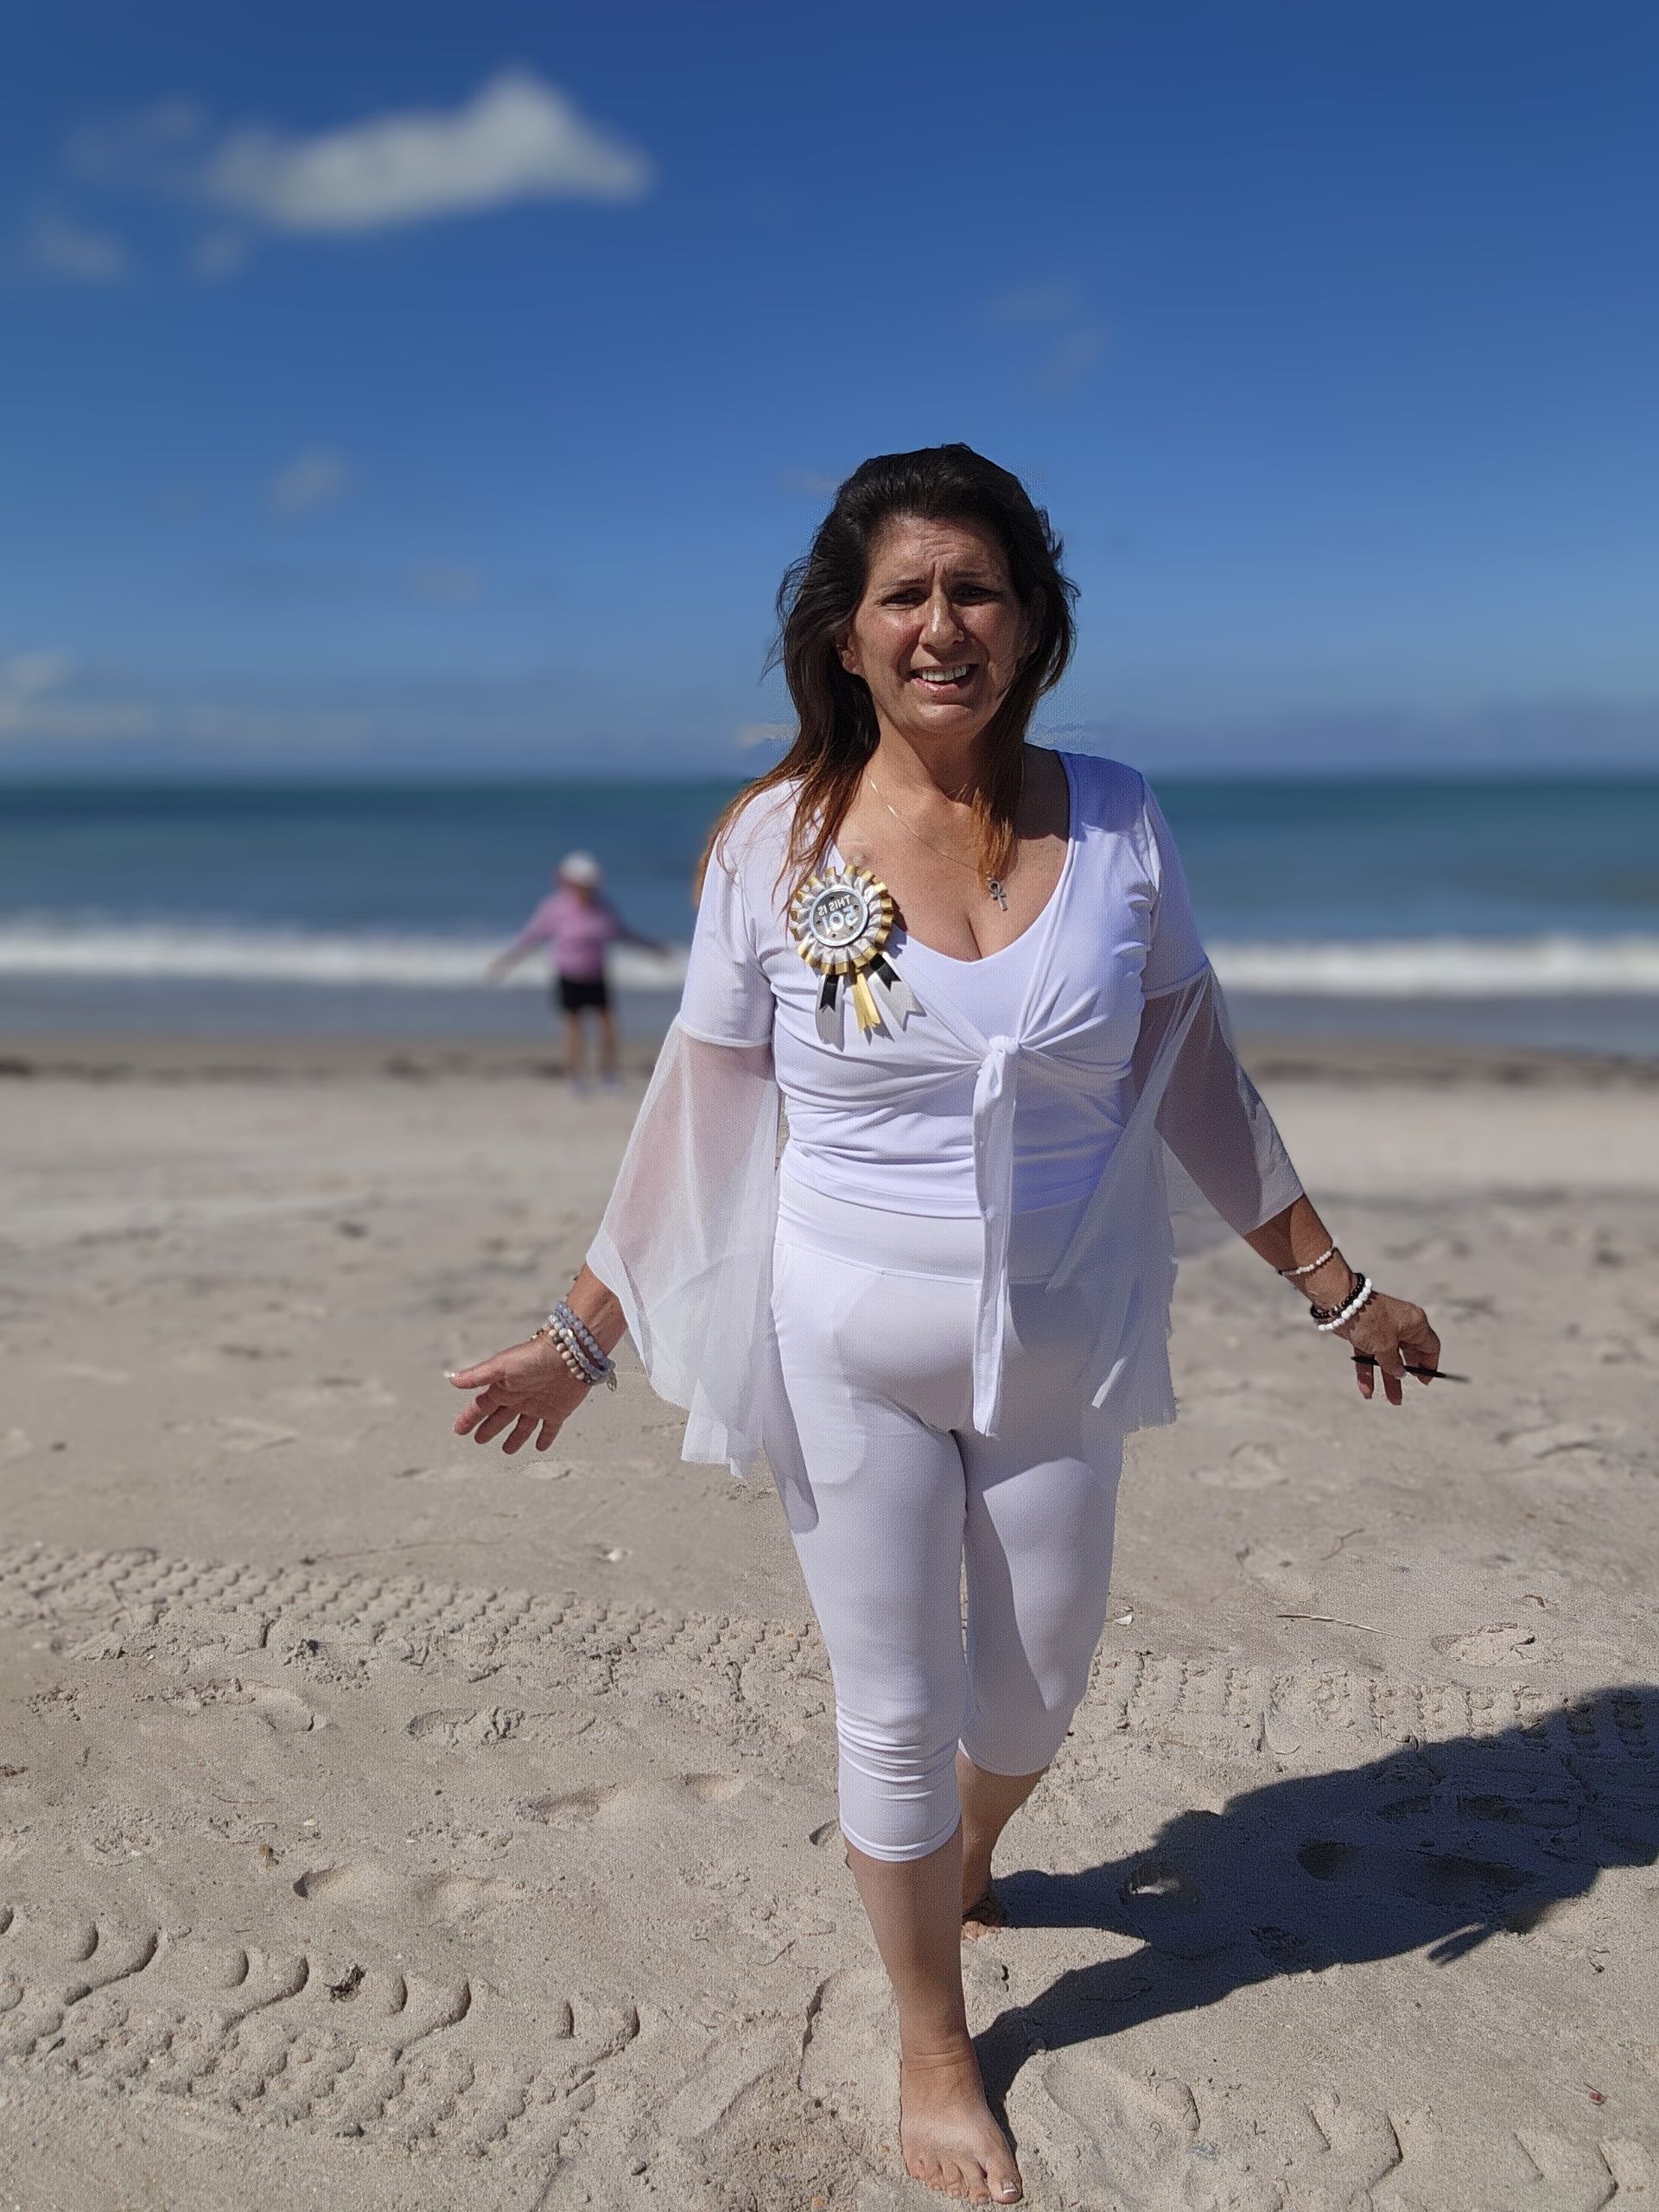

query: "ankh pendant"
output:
987 876 1008 910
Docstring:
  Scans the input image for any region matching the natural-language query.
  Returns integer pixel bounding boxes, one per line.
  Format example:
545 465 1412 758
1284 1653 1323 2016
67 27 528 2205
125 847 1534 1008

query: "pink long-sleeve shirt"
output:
502 887 634 982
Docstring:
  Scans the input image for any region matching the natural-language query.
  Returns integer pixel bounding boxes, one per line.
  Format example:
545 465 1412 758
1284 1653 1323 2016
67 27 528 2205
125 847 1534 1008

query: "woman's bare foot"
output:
899 2037 1023 2202
961 1881 1009 1941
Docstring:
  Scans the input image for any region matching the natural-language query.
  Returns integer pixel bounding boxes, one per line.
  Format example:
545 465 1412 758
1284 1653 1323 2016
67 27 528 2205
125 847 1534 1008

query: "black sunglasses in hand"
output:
1351 1353 1469 1383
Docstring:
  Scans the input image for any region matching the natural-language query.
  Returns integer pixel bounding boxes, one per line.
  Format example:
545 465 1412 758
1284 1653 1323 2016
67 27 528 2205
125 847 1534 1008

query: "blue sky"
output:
2 0 1656 776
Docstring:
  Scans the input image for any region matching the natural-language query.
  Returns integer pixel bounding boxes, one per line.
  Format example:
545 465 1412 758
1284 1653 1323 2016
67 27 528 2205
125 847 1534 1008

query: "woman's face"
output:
836 514 1035 753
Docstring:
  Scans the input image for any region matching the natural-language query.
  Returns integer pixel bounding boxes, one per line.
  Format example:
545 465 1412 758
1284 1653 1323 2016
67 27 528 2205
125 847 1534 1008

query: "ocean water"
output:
2 766 1657 1053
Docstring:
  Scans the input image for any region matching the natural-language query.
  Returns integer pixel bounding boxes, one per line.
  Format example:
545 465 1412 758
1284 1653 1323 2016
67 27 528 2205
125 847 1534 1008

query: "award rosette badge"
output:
788 864 920 1044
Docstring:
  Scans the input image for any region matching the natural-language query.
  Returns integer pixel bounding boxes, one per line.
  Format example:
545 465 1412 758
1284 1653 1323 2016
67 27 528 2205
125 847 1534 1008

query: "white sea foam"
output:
1206 934 1659 995
0 921 687 991
2 920 1658 996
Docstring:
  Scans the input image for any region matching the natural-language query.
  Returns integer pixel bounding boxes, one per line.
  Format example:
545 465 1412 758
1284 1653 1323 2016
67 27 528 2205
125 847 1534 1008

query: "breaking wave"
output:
3 920 1659 997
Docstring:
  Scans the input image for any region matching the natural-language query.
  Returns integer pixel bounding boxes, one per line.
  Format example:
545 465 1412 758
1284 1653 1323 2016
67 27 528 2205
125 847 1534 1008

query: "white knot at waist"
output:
969 1034 1021 1436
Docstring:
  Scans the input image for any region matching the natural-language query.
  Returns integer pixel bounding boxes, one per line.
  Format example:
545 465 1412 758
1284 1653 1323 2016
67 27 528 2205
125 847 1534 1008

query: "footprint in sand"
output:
1026 2056 1210 2202
1499 1419 1625 1465
1297 1836 1530 1912
517 1773 747 1828
1432 1623 1541 1668
1456 1789 1579 1832
1114 1858 1236 1959
293 1861 524 1917
205 1415 302 1454
1120 1861 1205 1913
1192 1440 1287 1489
406 1701 601 1748
173 1677 326 1733
239 1682 326 1733
1250 1922 1324 1971
282 1375 397 1413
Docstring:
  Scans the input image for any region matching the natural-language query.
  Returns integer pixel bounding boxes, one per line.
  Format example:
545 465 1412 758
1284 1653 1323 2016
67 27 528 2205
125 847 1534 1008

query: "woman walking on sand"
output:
448 446 1441 2205
488 850 664 1090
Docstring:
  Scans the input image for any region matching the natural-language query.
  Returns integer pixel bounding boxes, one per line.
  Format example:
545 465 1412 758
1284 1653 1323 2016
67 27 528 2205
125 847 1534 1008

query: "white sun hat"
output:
557 850 603 887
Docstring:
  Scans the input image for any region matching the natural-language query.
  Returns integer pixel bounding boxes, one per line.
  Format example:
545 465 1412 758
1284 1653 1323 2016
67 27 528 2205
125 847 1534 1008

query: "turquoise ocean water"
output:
3 766 1657 1053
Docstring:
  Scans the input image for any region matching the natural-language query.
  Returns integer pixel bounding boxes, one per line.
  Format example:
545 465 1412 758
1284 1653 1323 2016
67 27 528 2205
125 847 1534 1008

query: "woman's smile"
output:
910 661 980 695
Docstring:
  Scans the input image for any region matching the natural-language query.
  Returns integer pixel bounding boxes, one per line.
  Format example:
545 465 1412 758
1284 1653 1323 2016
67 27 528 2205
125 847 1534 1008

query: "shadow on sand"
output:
971 1684 1658 2103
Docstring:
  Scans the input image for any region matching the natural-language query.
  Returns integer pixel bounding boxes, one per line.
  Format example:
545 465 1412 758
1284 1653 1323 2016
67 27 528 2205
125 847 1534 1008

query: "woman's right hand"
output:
448 1335 593 1452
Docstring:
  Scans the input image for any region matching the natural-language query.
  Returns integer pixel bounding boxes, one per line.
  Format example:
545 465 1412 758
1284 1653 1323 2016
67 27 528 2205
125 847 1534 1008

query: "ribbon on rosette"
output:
787 864 921 1044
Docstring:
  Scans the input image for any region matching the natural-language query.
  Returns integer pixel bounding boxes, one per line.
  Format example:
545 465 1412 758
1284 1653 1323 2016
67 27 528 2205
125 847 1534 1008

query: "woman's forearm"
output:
562 1264 629 1356
1143 969 1303 1236
1242 1193 1355 1309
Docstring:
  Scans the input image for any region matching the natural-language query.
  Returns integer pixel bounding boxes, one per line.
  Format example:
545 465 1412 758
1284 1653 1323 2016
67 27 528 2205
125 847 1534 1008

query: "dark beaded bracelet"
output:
1307 1268 1363 1323
1308 1268 1376 1332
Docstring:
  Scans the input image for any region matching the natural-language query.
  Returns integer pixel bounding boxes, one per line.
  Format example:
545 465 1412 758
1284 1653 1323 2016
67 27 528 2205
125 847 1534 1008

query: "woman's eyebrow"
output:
875 569 1002 592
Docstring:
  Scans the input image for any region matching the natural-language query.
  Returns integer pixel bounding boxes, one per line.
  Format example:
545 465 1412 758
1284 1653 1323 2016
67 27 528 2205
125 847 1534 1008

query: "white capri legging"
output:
768 1171 1127 1864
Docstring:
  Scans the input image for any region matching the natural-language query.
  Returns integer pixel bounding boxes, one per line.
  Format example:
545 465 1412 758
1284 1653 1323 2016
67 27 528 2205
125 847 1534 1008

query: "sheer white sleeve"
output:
583 828 793 1481
1137 773 1303 1234
1143 964 1304 1235
585 1023 785 1478
1046 780 1305 1438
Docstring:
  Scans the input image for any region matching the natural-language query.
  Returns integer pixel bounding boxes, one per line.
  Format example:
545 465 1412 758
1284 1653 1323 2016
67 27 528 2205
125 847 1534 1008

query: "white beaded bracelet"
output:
535 1314 618 1390
1280 1241 1338 1280
1313 1274 1375 1332
542 1326 589 1383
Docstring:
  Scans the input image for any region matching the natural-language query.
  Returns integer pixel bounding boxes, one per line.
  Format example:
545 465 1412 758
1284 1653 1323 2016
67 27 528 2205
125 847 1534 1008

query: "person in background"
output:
488 852 664 1090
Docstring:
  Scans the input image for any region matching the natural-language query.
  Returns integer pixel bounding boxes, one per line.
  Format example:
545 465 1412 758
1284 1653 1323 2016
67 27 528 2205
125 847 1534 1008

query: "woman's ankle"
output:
899 2024 978 2068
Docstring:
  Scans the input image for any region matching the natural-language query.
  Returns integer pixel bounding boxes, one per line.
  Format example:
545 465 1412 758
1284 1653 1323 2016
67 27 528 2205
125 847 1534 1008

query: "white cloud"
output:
3 651 74 696
267 447 353 518
0 697 158 741
200 70 652 236
735 721 792 749
0 651 368 752
0 653 158 741
179 702 368 750
25 207 131 283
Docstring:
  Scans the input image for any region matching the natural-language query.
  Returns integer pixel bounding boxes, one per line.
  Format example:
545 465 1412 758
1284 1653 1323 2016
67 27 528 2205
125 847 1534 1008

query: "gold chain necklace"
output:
862 762 1020 910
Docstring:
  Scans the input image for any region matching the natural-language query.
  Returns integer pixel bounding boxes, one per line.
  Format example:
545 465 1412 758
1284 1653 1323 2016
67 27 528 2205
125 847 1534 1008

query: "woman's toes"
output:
962 1884 1010 1939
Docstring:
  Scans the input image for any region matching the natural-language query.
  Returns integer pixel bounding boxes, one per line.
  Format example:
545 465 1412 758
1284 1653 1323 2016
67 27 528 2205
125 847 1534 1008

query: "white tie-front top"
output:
587 749 1305 1488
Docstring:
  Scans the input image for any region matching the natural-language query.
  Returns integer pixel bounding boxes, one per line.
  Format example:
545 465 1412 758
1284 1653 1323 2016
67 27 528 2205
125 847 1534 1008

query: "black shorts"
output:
555 974 609 1014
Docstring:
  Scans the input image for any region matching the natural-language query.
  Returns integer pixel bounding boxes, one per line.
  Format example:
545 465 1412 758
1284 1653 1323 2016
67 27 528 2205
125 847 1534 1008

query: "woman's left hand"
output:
1337 1289 1441 1405
448 1333 594 1451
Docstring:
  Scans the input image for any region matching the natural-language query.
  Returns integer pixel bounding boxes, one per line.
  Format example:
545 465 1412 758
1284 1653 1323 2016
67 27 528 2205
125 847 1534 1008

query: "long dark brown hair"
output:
697 442 1078 899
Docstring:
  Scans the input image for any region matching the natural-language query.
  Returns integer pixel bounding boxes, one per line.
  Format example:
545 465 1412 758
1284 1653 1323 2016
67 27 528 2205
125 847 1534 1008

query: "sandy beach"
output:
2 1028 1656 2211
